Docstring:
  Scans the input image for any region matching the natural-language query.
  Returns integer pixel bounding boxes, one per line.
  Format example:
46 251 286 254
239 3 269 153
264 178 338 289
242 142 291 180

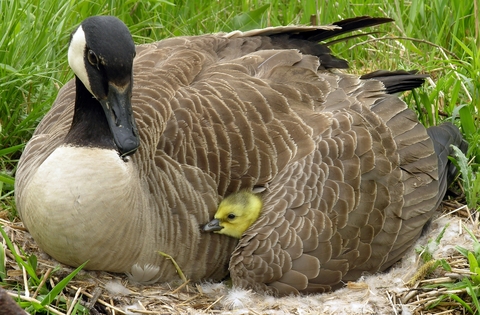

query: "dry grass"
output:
396 254 473 314
390 200 480 315
1 218 222 314
1 198 479 315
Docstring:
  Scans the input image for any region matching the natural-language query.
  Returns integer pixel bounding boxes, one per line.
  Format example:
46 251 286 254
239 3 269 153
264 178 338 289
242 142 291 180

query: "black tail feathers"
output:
269 16 394 69
427 122 468 197
360 70 429 94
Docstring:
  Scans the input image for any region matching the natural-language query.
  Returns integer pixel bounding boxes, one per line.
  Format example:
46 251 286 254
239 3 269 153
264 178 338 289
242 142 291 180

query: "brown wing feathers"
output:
223 26 463 294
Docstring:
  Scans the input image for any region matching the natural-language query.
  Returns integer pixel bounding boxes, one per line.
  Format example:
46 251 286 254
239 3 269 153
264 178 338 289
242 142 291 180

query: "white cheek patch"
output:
68 26 93 94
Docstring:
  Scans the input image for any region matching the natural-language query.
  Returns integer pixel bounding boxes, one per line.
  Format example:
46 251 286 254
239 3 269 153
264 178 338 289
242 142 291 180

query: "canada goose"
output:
15 15 466 296
203 190 263 238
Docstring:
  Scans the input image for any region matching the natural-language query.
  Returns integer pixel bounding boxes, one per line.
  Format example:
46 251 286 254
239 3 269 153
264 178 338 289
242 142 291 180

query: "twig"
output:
0 219 27 231
450 268 475 275
433 308 459 314
434 205 468 221
419 277 455 285
204 295 224 312
66 287 82 315
110 298 115 315
410 296 439 305
125 309 158 314
177 293 201 306
33 267 52 298
158 251 187 283
401 289 418 304
21 265 29 298
86 286 102 309
126 301 160 314
69 285 126 314
6 291 66 315
195 283 204 295
386 290 398 315
170 279 191 295
416 288 448 299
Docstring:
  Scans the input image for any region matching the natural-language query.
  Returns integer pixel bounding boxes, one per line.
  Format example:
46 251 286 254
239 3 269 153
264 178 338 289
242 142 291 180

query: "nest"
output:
393 254 476 315
1 200 478 315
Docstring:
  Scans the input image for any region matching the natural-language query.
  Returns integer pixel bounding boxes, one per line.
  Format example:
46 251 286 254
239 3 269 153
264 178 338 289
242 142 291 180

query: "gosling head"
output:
203 190 263 239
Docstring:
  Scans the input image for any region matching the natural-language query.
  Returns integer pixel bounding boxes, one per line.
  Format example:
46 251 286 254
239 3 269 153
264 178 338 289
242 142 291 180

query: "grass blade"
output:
448 293 474 313
0 173 14 186
0 144 24 157
40 260 88 306
459 105 477 138
229 4 270 31
0 242 5 281
0 224 39 283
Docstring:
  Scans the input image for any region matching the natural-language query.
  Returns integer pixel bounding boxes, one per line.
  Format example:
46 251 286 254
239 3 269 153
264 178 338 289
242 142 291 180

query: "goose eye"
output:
87 49 99 67
227 213 236 220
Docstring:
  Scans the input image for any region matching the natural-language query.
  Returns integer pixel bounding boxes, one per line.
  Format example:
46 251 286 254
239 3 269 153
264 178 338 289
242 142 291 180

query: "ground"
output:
1 198 478 315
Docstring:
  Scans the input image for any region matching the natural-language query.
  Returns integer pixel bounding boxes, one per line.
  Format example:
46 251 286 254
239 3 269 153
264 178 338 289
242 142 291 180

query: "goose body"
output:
15 16 465 296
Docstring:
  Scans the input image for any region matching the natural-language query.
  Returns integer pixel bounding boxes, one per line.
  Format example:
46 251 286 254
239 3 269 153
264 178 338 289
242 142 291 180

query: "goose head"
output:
17 16 152 272
66 16 139 156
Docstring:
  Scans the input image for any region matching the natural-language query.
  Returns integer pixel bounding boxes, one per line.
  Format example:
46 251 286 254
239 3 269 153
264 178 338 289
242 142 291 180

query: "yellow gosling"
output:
204 190 263 239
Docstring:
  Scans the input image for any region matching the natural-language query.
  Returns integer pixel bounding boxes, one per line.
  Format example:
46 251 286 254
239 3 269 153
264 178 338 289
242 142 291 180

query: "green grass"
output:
1 0 478 192
0 225 88 314
414 228 480 314
0 0 479 312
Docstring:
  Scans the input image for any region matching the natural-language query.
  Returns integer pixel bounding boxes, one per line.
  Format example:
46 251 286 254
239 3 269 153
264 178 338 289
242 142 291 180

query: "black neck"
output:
64 76 116 150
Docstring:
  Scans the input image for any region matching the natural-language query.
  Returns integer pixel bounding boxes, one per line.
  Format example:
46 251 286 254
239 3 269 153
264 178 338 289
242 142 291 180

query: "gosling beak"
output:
203 219 224 232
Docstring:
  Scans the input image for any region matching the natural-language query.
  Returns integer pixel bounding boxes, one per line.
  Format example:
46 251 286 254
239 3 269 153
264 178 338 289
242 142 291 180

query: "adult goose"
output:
15 15 465 296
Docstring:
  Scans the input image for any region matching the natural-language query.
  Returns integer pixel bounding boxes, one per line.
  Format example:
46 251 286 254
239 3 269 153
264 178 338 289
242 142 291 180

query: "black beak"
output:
100 82 139 156
203 219 224 232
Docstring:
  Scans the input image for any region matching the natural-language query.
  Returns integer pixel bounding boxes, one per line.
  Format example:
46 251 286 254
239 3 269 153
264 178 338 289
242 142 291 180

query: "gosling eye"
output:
87 49 99 68
227 213 236 220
